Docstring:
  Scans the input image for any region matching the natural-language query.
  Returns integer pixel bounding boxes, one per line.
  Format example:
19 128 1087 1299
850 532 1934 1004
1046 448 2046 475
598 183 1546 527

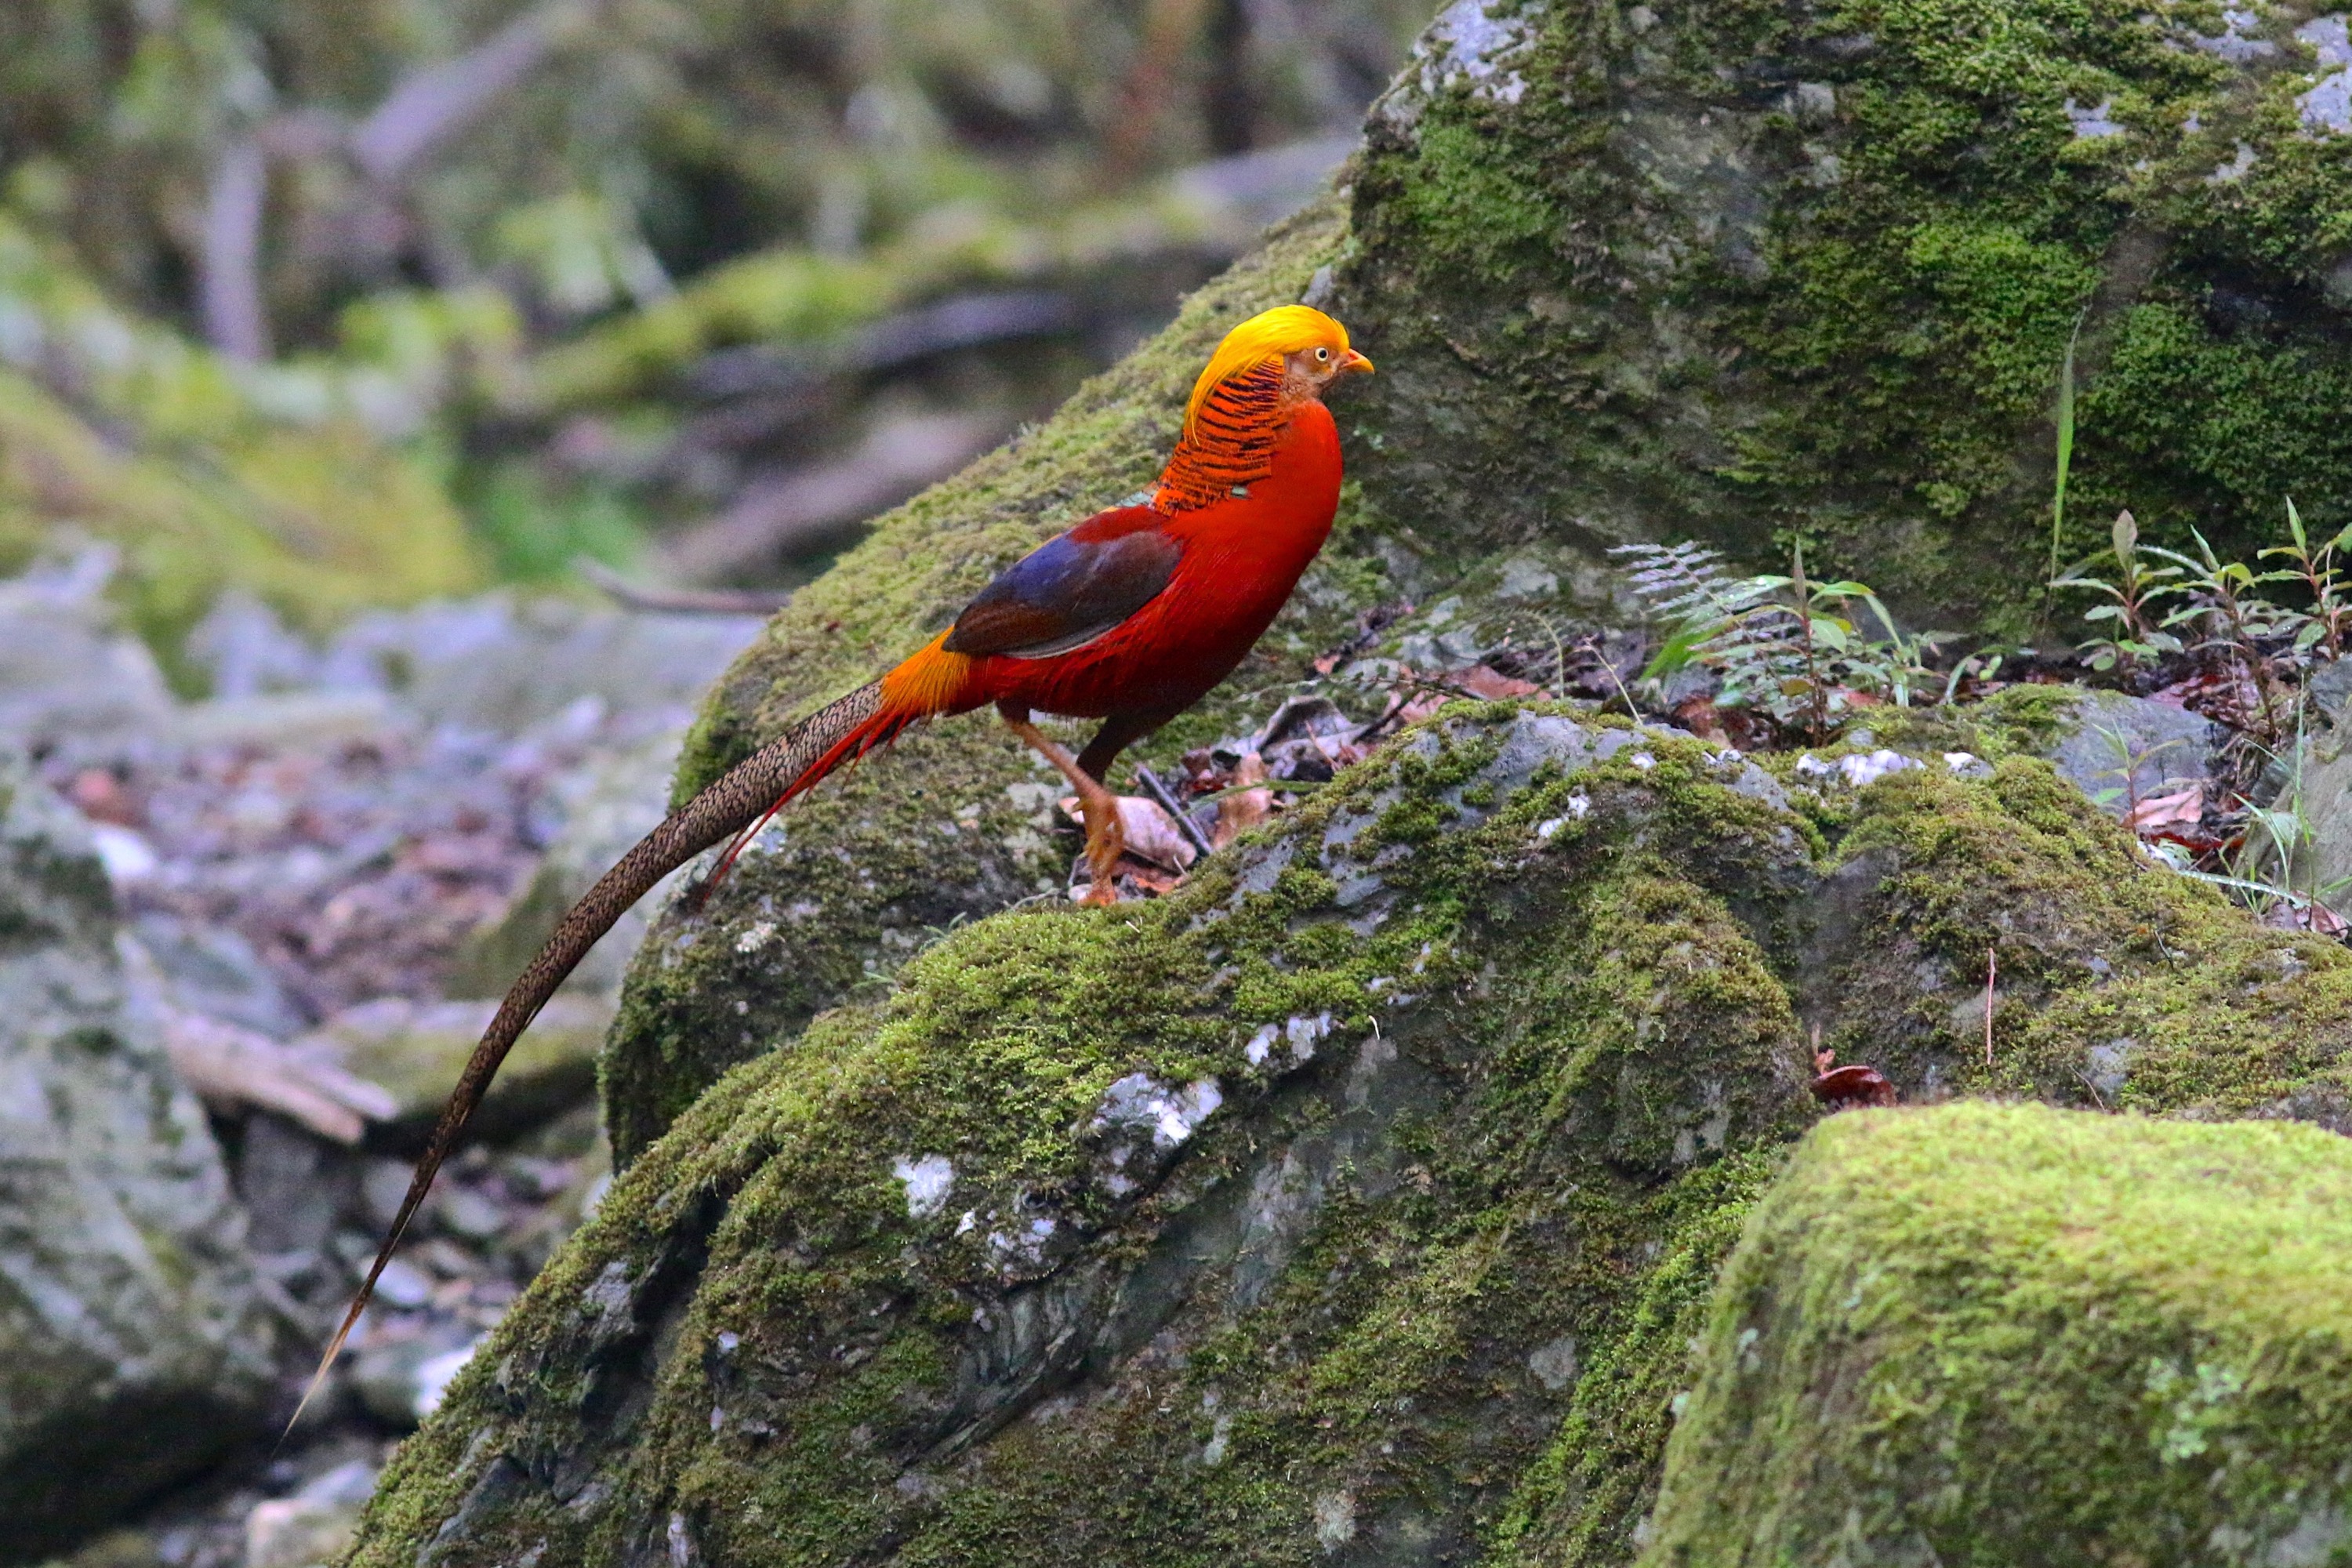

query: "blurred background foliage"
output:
0 0 1421 684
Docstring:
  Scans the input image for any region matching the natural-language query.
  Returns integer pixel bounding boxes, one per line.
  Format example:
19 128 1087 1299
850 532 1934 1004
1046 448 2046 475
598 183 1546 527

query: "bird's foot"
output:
1078 789 1129 905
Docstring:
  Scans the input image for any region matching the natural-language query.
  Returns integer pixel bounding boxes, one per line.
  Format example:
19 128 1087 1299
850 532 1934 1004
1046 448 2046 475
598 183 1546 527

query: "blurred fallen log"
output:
657 291 1079 476
572 558 793 616
351 0 609 187
163 1008 398 1145
200 141 271 361
684 290 1081 403
197 0 611 360
529 134 1356 412
661 410 1012 582
1171 132 1361 227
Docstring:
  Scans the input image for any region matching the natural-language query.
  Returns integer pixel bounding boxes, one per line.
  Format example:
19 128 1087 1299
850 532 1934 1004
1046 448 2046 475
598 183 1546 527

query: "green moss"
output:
1819 758 2352 1118
350 709 1828 1566
1337 0 2352 631
1645 1102 2352 1565
353 700 2352 1568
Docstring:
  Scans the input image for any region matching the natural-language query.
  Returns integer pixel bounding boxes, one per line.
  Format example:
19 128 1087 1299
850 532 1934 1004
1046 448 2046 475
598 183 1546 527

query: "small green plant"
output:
2146 716 2352 932
1617 541 1944 742
2050 510 2183 674
2143 528 2299 743
2045 311 2084 609
2256 497 2352 661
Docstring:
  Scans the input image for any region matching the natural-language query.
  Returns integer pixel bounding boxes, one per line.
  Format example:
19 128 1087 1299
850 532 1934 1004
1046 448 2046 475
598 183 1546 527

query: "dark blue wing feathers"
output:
943 511 1181 659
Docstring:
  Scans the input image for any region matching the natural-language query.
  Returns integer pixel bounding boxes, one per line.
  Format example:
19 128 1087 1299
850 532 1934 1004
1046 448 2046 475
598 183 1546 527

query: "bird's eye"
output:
1315 346 1330 361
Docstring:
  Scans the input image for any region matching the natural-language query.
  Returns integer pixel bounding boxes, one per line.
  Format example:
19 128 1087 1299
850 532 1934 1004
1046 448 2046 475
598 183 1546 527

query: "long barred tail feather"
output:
285 678 906 1439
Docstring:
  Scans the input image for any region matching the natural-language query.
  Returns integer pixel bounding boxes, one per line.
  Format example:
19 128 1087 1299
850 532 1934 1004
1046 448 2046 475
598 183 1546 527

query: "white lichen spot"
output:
1943 751 1994 779
1245 1023 1280 1065
667 1511 693 1567
716 1330 740 1354
1417 0 1534 104
2300 16 2352 131
1201 1410 1234 1466
2064 96 2124 137
1537 789 1593 839
1093 1073 1225 1147
1794 752 1835 779
734 920 777 954
1286 1013 1332 1064
891 1154 956 1219
1838 749 1919 787
2209 140 2259 181
955 1209 977 1236
1313 1490 1359 1550
1528 1335 1581 1391
1629 750 1657 770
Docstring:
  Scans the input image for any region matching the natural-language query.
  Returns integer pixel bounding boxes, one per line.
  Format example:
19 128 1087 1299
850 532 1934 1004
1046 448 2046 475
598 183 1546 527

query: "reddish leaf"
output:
1211 751 1275 849
1455 664 1544 701
2127 784 2205 833
1809 1063 1897 1109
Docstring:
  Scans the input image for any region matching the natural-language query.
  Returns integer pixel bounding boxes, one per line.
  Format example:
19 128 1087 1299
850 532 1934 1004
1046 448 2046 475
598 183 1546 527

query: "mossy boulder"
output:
602 0 2352 1161
1342 0 2352 628
0 757 271 1560
1645 1102 2352 1566
352 706 2352 1566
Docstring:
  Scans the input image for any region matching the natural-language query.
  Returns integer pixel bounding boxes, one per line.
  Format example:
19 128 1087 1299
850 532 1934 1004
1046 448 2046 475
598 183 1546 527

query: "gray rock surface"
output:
2038 688 2219 811
311 593 764 739
0 554 176 766
0 757 270 1560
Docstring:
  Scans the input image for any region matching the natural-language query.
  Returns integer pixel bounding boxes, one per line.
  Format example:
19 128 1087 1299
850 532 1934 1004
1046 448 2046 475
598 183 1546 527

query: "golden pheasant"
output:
296 303 1370 1421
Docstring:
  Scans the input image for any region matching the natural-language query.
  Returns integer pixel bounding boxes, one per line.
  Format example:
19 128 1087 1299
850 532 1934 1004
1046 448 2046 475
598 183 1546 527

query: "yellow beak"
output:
1338 347 1374 376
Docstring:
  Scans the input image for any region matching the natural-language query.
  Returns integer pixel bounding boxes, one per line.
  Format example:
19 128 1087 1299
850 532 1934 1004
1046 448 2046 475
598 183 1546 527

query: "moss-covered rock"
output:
605 0 2352 1160
1341 0 2352 630
1644 1102 2352 1566
350 706 2352 1567
0 757 271 1560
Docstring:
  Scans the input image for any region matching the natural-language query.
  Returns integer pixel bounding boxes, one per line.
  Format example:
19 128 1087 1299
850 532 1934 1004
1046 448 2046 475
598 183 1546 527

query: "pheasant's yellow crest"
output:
1183 305 1358 435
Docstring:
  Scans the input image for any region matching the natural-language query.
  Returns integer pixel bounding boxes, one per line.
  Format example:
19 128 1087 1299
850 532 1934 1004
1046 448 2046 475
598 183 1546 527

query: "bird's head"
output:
1185 305 1372 435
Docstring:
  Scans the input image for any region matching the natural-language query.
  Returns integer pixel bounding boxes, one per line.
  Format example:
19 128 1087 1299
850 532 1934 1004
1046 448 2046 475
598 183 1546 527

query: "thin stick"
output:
1135 764 1215 859
1984 946 1998 1069
574 557 792 617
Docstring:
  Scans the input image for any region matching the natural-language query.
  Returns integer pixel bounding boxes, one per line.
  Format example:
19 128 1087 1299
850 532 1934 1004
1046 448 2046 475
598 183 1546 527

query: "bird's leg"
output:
1000 703 1127 905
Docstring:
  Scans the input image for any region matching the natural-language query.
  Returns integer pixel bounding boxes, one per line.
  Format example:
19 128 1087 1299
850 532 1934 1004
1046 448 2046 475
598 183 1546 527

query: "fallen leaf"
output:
1808 1062 1897 1110
1212 752 1276 850
2127 784 2205 833
1058 794 1198 871
1454 664 1543 701
1674 696 1728 742
2263 900 2350 937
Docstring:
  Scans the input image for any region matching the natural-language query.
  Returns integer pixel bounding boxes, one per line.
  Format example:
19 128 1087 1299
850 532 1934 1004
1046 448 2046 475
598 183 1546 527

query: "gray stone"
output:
2038 689 2219 813
318 594 760 739
449 730 689 1003
0 757 270 1558
129 913 308 1040
0 558 176 765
